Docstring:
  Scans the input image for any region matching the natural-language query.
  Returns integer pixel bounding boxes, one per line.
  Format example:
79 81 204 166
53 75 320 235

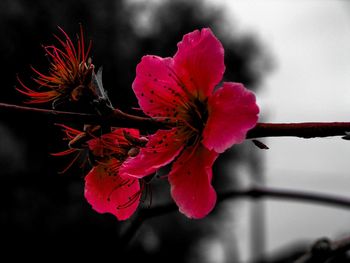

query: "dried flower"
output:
17 26 95 106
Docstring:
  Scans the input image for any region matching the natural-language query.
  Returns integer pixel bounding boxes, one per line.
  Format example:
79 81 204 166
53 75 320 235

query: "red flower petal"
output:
173 28 225 100
132 55 188 118
202 82 259 153
119 128 185 178
169 144 219 219
84 160 140 220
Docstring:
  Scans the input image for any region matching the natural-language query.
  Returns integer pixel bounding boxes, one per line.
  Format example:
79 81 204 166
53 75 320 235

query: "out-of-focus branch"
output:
295 235 350 263
219 186 350 208
2 102 350 139
141 186 350 220
120 186 350 245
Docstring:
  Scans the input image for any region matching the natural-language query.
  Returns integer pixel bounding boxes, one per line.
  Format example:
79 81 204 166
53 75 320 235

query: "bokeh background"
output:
0 0 349 262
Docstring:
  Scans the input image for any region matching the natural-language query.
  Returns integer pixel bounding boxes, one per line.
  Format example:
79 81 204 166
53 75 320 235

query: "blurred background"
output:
0 0 349 262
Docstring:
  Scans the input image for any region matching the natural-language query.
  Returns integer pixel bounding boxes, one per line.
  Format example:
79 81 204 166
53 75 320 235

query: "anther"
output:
128 147 140 157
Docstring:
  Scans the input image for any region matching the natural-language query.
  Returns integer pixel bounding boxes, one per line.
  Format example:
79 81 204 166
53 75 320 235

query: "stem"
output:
1 102 350 138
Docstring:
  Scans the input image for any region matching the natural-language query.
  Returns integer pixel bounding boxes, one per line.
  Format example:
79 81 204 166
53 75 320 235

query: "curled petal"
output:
173 28 225 99
133 55 188 118
202 82 259 153
119 128 185 178
84 160 140 220
169 145 218 219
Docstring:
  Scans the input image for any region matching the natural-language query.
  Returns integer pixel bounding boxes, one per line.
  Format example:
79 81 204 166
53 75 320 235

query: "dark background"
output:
0 0 273 261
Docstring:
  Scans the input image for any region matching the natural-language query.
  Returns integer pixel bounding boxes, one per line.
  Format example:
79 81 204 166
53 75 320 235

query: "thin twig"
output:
0 102 166 130
2 102 350 139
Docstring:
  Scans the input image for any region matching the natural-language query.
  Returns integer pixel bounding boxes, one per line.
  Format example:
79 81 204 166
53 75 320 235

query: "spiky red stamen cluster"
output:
16 26 94 105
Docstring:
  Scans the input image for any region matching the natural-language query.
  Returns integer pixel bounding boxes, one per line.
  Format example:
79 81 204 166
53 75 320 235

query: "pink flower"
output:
54 125 145 220
84 128 144 220
120 28 259 219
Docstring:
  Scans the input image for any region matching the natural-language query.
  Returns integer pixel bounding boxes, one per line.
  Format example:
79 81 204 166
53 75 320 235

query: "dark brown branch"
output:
295 235 350 263
247 122 350 139
2 102 350 139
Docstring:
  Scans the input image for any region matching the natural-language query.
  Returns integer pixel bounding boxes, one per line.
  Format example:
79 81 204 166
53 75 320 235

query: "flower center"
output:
184 98 208 146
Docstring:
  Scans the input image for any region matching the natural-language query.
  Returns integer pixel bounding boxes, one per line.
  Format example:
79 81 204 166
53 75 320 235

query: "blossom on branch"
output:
54 125 148 220
120 28 259 219
16 26 95 106
85 128 147 220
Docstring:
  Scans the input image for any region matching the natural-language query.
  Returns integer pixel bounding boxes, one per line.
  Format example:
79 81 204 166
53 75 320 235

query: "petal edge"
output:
173 28 225 99
169 145 218 219
84 161 140 220
202 82 259 153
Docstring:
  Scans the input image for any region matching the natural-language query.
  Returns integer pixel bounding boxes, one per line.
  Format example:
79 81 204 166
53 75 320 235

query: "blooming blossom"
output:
120 28 259 219
54 125 145 220
16 26 95 105
85 128 145 220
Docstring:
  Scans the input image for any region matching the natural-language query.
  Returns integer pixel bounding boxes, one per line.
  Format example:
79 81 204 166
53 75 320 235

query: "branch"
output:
246 122 350 139
295 235 350 263
2 102 350 138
